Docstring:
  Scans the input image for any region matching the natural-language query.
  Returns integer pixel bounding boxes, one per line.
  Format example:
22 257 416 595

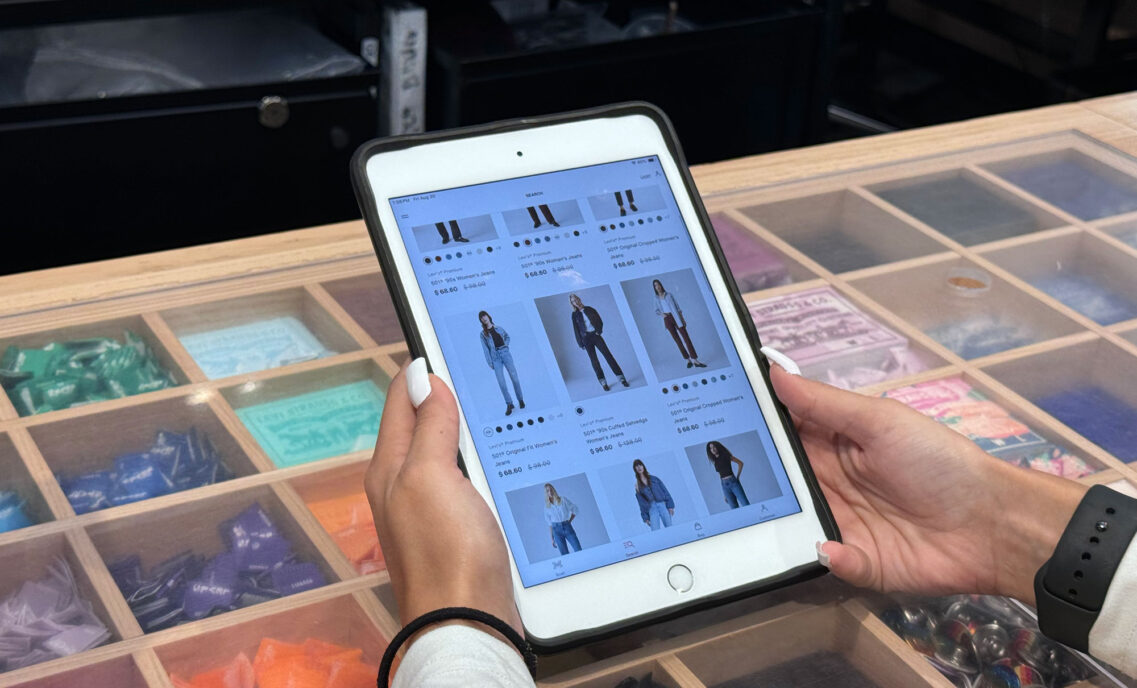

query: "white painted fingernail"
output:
816 541 831 569
407 358 432 408
761 346 801 375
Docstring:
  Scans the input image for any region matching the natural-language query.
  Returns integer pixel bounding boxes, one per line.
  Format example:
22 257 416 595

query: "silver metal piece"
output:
973 624 1011 665
258 96 290 129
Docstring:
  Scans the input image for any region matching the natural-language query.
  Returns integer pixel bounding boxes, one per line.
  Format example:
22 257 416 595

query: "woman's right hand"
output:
769 366 1086 606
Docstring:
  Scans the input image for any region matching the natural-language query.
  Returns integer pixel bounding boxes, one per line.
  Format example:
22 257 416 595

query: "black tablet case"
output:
350 101 840 651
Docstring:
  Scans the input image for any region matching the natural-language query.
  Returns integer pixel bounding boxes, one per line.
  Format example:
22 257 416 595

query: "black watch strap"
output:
1035 484 1137 651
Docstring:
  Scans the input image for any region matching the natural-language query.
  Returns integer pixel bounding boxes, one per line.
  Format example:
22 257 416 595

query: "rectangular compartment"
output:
747 285 946 390
980 232 1137 326
542 658 687 688
708 212 819 291
290 463 383 575
848 256 1085 360
868 169 1066 246
153 593 385 685
86 486 338 633
28 396 260 516
3 654 151 688
879 374 1103 478
676 603 936 688
161 289 359 380
223 360 389 468
867 593 1110 687
982 339 1137 462
1100 218 1137 250
0 316 186 417
0 433 52 532
0 532 120 673
321 273 406 346
741 190 949 274
984 149 1137 221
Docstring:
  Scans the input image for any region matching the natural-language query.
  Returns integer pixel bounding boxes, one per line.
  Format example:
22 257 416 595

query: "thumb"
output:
819 540 876 590
404 373 461 472
770 366 877 443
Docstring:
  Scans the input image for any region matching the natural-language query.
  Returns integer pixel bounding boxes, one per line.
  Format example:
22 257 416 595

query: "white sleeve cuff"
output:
391 624 535 688
1088 535 1137 677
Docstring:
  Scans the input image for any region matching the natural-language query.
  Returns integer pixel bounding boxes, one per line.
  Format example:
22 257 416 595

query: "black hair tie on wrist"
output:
376 606 537 686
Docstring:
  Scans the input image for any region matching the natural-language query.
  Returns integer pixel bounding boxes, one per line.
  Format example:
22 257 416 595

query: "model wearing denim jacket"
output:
571 306 604 348
480 325 510 366
635 477 674 523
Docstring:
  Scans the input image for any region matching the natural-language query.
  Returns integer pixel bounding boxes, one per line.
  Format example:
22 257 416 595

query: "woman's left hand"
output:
365 361 521 633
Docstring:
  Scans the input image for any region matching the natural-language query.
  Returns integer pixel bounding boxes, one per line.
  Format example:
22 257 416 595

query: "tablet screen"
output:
390 156 802 587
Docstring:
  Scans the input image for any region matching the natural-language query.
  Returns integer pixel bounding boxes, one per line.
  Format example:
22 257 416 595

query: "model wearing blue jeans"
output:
706 440 749 510
721 475 750 509
543 483 581 555
634 459 675 530
550 521 581 554
479 311 525 416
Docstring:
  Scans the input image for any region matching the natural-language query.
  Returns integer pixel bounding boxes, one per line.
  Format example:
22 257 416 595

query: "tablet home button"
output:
667 564 693 593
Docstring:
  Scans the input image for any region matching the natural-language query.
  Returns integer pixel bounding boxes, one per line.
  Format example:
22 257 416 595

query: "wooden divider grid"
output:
0 129 1136 687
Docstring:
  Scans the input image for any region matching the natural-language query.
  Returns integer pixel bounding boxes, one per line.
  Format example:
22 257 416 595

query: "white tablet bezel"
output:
360 112 831 644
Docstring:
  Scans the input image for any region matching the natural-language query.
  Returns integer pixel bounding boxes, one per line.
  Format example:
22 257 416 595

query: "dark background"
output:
3 0 1137 275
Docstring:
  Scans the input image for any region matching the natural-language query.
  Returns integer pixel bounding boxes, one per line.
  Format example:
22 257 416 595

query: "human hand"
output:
668 509 674 516
644 520 650 527
366 359 521 635
769 366 1086 606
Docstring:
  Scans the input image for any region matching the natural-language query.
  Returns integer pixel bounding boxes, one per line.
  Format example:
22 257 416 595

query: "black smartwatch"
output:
1034 485 1137 651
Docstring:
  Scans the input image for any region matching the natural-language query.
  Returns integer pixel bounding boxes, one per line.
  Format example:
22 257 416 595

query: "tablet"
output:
351 103 838 648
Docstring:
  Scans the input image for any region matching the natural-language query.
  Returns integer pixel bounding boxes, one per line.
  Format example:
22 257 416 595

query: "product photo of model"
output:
620 269 728 383
544 483 581 555
652 279 708 369
479 310 525 416
411 214 500 251
615 189 637 216
706 440 748 509
633 459 675 530
569 293 629 392
435 219 468 244
527 204 560 229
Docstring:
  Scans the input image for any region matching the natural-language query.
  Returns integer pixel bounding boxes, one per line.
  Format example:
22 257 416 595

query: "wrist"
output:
990 461 1088 605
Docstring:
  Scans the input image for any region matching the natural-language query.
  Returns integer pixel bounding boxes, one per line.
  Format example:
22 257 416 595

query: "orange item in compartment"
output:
178 636 377 688
256 656 327 688
308 493 372 535
253 638 306 676
307 492 385 573
185 652 255 688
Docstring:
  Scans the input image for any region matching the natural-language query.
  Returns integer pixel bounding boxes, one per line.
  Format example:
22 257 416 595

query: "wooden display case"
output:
3 102 1137 687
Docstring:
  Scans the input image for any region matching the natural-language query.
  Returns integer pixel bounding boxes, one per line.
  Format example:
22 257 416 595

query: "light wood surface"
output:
4 96 1137 688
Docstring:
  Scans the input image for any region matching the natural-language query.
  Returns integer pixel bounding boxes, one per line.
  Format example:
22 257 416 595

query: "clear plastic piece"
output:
30 397 254 515
225 360 388 468
982 232 1137 326
708 213 817 292
985 149 1137 221
870 170 1065 246
163 290 358 380
154 592 385 687
851 257 1083 359
982 339 1137 463
322 274 407 346
742 189 948 274
746 285 938 389
875 593 1107 688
